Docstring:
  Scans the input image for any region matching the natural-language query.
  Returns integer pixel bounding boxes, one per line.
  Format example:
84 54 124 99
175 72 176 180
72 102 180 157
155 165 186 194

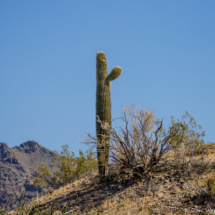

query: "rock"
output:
24 179 36 191
156 192 164 198
179 185 184 189
163 180 169 184
159 176 164 181
117 185 123 191
169 185 180 194
0 142 19 164
20 140 39 154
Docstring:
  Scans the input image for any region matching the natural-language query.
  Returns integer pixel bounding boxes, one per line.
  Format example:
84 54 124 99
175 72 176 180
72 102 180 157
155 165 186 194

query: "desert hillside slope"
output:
5 143 215 215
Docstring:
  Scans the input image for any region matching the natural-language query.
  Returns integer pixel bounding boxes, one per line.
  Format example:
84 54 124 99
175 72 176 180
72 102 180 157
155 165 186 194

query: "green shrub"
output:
205 173 215 197
33 144 98 191
195 171 215 198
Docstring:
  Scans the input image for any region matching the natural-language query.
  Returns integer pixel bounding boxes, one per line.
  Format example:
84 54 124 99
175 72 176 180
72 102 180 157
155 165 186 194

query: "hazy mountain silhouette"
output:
0 140 62 213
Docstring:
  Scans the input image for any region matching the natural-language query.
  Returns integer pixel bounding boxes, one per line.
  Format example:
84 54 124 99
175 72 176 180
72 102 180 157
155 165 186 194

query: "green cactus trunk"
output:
96 52 121 178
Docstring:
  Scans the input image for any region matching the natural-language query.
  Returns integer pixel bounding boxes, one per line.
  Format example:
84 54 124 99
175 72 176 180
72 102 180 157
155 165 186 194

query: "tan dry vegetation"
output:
4 105 215 215
5 143 215 215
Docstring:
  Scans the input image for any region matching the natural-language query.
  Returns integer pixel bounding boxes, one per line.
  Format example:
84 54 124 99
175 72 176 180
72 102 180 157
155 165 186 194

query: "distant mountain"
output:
0 140 62 213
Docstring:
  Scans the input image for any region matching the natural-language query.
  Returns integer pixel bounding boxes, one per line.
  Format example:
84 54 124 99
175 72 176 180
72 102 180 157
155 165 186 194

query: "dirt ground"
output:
6 144 215 215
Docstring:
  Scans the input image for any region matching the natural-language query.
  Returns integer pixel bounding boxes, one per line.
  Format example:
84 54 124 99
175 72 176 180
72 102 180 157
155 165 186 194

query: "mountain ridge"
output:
0 140 61 213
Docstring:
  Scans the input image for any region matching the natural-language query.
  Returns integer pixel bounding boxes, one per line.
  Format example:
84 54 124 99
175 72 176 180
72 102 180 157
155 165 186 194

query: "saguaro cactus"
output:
96 52 121 177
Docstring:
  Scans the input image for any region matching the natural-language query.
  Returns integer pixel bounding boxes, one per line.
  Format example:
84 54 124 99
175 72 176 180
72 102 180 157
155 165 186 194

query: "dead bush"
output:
81 104 209 182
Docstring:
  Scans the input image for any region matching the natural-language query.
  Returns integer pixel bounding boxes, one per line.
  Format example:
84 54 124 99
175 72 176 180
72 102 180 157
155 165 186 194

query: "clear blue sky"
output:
1 1 215 157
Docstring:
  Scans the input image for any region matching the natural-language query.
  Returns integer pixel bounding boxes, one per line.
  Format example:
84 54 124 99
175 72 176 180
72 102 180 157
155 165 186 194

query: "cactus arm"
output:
108 66 122 81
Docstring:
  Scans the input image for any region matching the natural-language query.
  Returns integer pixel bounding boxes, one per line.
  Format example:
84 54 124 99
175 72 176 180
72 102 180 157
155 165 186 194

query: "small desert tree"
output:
33 144 97 191
168 111 205 147
81 104 206 180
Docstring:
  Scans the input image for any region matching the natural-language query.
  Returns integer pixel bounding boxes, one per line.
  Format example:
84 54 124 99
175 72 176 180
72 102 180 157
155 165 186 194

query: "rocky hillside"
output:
6 144 215 215
0 140 61 213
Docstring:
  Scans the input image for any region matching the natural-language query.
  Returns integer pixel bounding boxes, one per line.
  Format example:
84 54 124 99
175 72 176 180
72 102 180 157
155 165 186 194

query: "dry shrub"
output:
207 174 215 198
82 104 208 181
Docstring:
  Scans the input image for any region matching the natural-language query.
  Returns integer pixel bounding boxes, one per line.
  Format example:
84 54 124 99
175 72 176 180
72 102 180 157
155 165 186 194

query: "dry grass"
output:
2 105 215 215
3 143 215 215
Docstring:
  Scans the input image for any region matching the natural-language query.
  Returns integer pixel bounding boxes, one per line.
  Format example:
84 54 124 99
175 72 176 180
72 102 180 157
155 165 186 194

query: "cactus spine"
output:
96 52 121 177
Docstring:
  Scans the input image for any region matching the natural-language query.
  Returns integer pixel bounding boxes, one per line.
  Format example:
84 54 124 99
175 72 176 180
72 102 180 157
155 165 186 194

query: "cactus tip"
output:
97 51 105 55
